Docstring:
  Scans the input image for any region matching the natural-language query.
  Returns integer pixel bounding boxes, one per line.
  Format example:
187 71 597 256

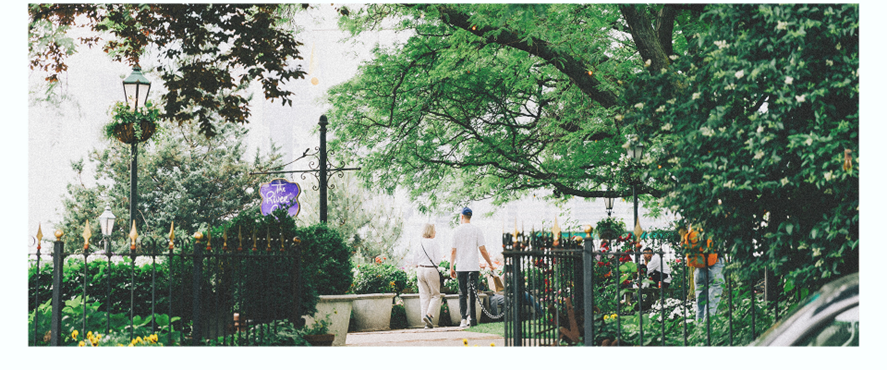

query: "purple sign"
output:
259 179 301 217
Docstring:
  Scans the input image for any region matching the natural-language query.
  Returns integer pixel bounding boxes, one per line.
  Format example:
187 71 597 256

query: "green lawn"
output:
465 322 505 337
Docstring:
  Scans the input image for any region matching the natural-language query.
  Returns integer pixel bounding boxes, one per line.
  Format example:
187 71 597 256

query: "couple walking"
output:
413 207 496 329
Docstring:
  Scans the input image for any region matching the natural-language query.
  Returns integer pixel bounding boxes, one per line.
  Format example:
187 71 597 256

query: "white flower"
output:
754 150 765 160
615 114 624 121
725 83 736 90
785 76 794 85
757 126 764 134
656 105 666 113
669 55 679 60
805 137 813 146
776 21 788 30
246 187 254 194
644 59 652 67
824 171 834 181
662 123 672 131
735 70 745 79
692 92 701 100
718 127 726 133
781 177 789 186
666 98 676 104
634 102 645 110
836 42 842 50
700 127 715 137
815 259 824 268
826 60 834 66
812 248 822 257
661 68 668 74
795 95 806 103
714 40 728 49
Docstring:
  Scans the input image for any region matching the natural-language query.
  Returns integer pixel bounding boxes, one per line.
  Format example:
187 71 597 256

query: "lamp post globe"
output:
122 65 151 111
604 197 615 217
98 205 116 237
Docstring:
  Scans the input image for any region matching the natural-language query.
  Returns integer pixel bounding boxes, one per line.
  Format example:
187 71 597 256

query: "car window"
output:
798 305 859 346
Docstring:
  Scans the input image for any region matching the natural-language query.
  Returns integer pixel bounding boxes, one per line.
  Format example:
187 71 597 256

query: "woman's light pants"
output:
417 267 442 320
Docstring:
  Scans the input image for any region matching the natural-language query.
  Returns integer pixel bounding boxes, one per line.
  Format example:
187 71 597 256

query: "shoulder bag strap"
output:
420 240 439 268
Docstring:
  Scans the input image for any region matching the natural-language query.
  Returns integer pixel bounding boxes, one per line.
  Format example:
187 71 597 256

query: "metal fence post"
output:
511 253 522 346
193 232 205 345
50 232 65 346
583 236 594 346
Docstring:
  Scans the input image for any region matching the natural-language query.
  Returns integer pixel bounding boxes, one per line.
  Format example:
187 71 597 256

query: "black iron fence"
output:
28 225 303 346
502 229 791 346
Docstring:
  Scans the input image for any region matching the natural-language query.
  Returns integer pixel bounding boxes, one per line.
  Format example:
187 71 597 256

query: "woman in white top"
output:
413 223 442 329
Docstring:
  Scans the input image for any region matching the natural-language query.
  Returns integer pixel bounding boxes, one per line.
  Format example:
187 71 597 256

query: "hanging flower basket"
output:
113 119 157 144
103 101 161 144
596 217 626 240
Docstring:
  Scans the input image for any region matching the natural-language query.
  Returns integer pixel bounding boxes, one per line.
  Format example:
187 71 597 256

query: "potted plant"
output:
596 217 626 240
348 262 407 331
302 317 334 346
103 101 160 144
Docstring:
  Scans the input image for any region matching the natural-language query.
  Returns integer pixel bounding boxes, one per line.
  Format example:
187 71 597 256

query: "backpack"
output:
684 230 718 268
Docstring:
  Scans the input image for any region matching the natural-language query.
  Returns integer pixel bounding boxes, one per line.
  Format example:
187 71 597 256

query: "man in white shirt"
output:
642 247 672 288
449 207 496 328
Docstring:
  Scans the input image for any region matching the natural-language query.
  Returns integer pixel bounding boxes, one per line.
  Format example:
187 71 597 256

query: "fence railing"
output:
501 229 789 346
28 225 302 346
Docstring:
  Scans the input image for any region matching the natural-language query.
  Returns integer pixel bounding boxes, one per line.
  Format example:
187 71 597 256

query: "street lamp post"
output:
626 141 645 233
122 66 151 231
98 204 116 334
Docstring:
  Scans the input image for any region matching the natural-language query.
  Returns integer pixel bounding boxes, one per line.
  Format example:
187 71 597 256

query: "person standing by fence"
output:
449 207 496 328
683 226 724 322
412 223 443 329
642 247 671 289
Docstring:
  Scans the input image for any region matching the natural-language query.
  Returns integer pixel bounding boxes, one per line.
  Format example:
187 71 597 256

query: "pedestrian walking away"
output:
411 223 443 329
449 207 496 328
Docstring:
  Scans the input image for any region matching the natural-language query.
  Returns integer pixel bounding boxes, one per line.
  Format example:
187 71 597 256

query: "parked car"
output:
751 273 858 346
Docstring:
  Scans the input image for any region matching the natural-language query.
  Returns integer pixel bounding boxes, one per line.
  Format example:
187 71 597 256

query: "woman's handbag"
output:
420 241 446 290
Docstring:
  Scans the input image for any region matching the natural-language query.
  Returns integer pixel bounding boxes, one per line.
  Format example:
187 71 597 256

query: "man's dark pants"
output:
457 271 479 325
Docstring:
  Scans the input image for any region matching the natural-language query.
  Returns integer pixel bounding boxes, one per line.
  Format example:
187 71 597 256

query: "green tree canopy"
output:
29 4 306 138
627 4 858 288
326 4 704 211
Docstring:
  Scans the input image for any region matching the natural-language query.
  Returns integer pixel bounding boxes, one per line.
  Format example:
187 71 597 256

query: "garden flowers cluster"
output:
648 298 695 323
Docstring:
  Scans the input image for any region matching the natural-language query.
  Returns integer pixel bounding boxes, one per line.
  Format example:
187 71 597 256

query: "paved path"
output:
345 326 505 347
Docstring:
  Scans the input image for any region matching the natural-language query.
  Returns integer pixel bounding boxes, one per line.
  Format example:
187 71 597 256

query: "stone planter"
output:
401 293 442 328
302 294 355 346
443 293 487 325
349 293 396 332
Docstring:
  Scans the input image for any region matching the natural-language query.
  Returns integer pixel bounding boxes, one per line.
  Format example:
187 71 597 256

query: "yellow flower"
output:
117 344 124 347
87 331 93 339
490 342 496 347
72 330 79 339
128 343 134 347
78 341 85 347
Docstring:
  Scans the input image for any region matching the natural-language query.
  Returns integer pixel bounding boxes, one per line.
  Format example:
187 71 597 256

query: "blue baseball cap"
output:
461 207 473 216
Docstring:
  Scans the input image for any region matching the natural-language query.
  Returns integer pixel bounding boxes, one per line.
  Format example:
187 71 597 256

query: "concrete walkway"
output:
345 326 505 347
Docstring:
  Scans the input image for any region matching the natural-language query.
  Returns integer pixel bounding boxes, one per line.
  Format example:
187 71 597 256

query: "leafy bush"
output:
28 295 180 346
296 223 354 295
28 257 171 318
390 301 408 329
351 263 407 294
